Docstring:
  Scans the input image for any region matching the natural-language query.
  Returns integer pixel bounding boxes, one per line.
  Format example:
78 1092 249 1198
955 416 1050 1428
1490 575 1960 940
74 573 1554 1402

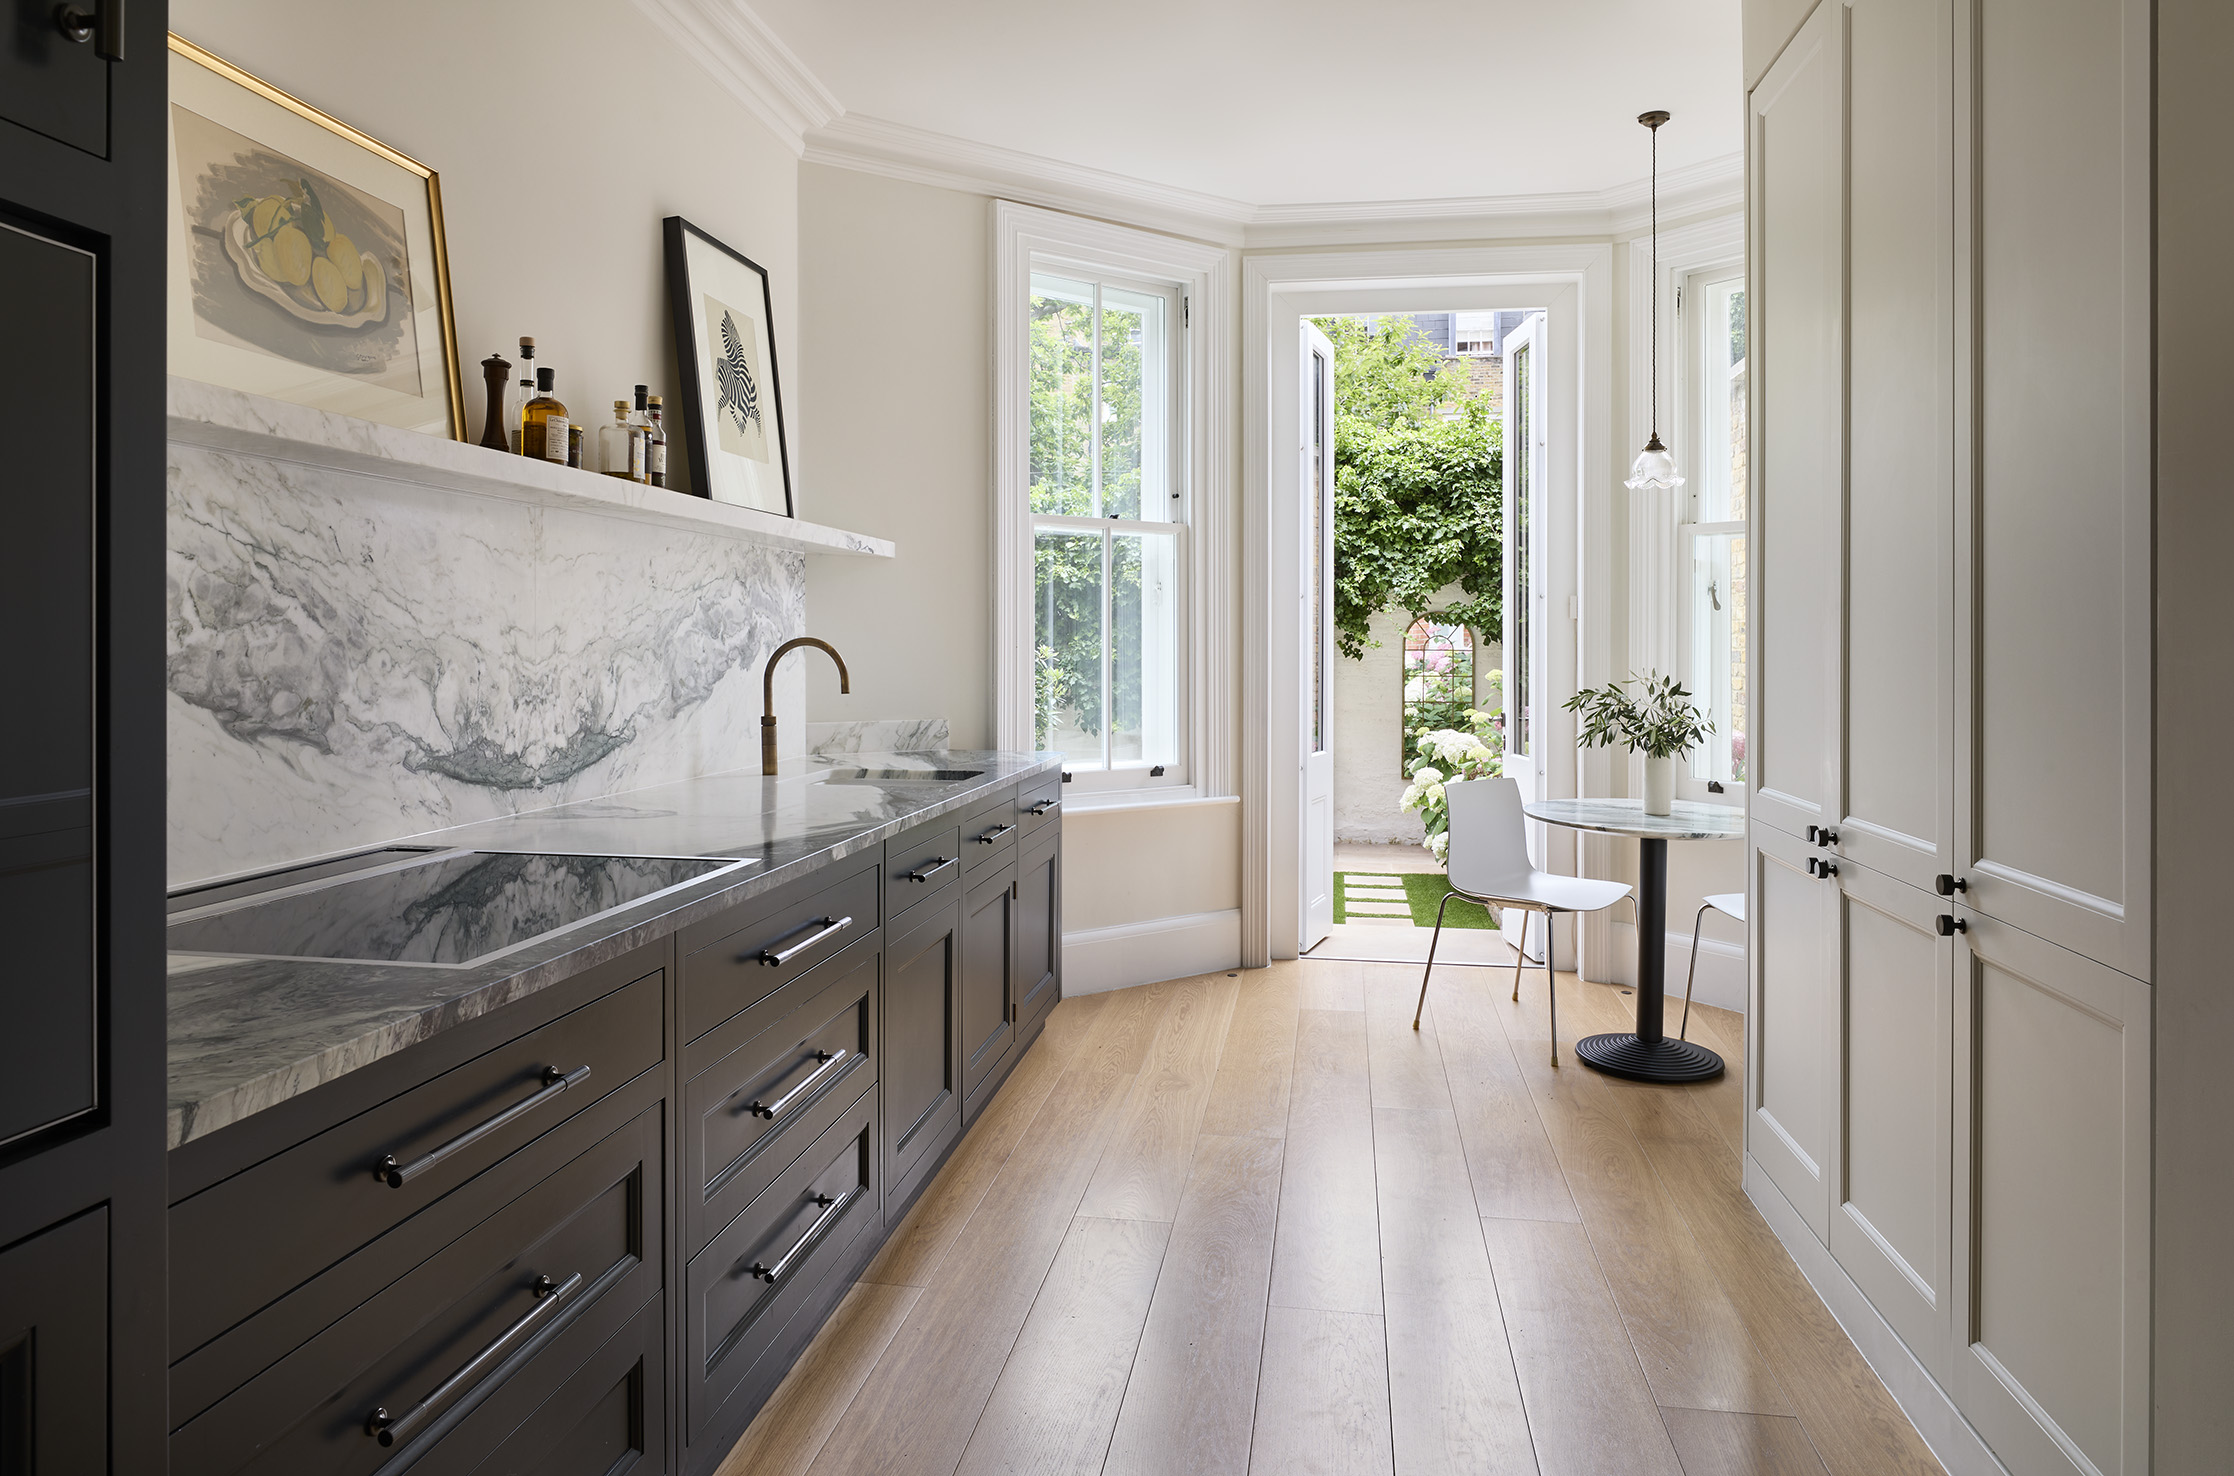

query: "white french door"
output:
1299 322 1336 952
1499 312 1547 960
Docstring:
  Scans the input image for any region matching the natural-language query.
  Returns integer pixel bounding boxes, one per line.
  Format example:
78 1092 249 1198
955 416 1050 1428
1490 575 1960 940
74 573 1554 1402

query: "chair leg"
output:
1413 890 1460 1030
1681 901 1711 1042
1510 909 1529 1003
1545 911 1560 1068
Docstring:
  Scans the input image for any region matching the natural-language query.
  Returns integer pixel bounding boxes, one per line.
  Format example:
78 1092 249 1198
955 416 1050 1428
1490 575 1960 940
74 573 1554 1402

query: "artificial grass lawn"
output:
1333 870 1498 929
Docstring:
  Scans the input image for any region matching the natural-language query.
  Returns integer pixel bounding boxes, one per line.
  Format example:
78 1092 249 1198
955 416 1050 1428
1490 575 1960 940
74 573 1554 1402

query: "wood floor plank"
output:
1431 972 1583 1224
1362 966 1456 1111
860 1026 1072 1289
1295 959 1367 1011
1268 1009 1382 1316
1248 1306 1395 1476
1502 1000 1794 1416
1199 969 1301 1138
1078 973 1241 1221
953 1216 1171 1476
1103 1132 1286 1476
1482 1217 1686 1476
804 1037 1141 1476
1619 1125 1946 1476
1659 1407 1832 1476
1370 1106 1535 1476
716 1281 922 1476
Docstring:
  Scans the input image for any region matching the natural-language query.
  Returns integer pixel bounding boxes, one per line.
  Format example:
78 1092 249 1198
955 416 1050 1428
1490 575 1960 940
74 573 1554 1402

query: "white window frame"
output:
1678 267 1748 790
1622 213 1745 807
993 201 1231 806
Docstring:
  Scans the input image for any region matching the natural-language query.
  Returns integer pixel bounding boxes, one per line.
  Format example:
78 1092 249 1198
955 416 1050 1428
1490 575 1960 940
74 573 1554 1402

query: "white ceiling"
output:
744 0 1743 209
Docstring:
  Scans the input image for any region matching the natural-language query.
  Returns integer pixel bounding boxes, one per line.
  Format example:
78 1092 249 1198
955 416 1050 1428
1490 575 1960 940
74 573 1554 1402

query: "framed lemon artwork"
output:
166 35 463 438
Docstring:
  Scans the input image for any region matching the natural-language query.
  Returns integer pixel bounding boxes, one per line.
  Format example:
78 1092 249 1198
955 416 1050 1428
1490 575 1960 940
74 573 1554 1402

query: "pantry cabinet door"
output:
1747 822 1837 1243
1834 0 1958 894
1951 912 2149 1476
1955 0 2151 979
1828 861 1953 1379
1745 0 1845 847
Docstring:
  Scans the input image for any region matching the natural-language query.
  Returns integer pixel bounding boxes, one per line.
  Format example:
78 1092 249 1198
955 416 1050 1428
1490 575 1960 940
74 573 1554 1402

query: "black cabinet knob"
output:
54 0 123 60
1934 874 1969 896
1936 914 1968 936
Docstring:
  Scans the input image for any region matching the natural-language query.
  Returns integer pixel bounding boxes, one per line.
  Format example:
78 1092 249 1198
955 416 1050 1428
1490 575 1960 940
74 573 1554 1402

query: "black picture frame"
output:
663 215 794 517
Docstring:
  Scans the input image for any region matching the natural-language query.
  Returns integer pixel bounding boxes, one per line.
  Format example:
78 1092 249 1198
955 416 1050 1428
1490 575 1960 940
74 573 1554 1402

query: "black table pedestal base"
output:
1574 1032 1725 1082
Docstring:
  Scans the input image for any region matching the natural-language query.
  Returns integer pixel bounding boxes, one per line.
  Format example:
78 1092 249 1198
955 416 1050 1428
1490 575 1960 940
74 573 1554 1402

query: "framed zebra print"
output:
663 216 793 516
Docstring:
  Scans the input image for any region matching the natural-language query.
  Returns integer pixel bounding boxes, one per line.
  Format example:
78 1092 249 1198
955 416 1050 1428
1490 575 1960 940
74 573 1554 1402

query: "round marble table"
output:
1523 797 1746 1083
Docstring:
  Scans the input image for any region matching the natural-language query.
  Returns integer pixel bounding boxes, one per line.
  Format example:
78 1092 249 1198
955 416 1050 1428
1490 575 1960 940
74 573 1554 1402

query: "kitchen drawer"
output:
169 1105 660 1476
1017 771 1062 839
885 814 962 926
687 1081 878 1443
170 969 663 1362
684 936 877 1254
413 1292 663 1476
960 786 1022 875
682 855 880 1042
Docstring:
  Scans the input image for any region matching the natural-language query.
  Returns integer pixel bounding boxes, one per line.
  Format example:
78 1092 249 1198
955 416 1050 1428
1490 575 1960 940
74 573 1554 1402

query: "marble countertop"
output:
1523 796 1747 841
167 750 1057 1150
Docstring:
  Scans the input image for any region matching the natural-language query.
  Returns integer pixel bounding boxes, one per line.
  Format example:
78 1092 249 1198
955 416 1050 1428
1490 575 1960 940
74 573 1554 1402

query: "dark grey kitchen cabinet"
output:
0 3 170 1472
960 859 1019 1107
881 892 962 1219
0 1208 107 1476
1014 829 1061 1039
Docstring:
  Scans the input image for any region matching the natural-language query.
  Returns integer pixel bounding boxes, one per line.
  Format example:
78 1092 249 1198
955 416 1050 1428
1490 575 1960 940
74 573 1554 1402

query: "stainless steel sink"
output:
816 768 984 784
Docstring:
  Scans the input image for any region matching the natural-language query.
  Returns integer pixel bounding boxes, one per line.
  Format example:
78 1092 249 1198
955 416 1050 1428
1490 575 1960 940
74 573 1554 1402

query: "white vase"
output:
1643 753 1676 816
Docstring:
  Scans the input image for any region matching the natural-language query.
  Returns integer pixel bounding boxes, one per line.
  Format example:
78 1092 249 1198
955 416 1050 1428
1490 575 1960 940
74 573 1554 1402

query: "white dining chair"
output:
1679 892 1745 1041
1413 777 1634 1065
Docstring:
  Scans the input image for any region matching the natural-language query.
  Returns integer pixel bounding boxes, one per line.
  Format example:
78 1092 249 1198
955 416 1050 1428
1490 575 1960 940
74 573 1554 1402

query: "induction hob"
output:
166 848 755 969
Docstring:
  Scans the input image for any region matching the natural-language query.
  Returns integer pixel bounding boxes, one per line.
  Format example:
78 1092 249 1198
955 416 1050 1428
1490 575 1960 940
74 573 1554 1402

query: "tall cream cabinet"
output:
1742 0 2233 1472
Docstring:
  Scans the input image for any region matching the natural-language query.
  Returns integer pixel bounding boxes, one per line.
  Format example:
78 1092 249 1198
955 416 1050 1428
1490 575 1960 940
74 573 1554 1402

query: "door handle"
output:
905 856 955 884
755 915 853 967
54 0 124 60
1934 874 1968 896
745 1186 860 1284
1936 914 1967 936
1027 799 1059 817
976 823 1016 845
744 1048 849 1120
365 1270 581 1445
376 1065 589 1187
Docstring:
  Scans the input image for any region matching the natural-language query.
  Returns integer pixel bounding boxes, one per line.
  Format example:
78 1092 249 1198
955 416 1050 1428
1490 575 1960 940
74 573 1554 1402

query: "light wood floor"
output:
719 956 1948 1476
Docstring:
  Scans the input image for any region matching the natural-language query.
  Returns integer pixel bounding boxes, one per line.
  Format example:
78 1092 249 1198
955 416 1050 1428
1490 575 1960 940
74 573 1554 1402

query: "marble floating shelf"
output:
166 377 896 560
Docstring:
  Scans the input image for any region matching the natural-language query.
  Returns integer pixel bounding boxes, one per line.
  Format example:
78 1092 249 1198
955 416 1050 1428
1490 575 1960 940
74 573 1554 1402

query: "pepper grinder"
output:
477 353 512 450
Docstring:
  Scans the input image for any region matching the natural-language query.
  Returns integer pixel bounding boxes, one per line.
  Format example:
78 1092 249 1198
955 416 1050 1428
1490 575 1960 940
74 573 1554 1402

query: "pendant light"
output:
1625 109 1685 493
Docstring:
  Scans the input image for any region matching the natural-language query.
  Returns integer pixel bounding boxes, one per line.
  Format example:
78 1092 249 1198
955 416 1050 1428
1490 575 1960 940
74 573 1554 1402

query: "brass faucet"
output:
762 637 849 773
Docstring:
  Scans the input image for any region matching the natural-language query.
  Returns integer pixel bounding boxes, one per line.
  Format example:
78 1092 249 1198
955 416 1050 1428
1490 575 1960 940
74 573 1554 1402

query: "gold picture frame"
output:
166 34 464 438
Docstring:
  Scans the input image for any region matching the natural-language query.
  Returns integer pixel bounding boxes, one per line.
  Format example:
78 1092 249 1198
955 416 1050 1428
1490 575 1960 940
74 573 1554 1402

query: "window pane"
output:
1099 285 1168 521
1402 619 1477 777
1697 277 1748 524
1109 530 1178 767
1030 274 1095 517
1035 528 1105 767
1689 530 1748 784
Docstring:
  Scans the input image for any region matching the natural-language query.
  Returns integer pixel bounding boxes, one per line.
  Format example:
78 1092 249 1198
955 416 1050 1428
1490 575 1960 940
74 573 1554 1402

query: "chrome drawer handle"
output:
905 856 955 884
1027 799 1058 817
756 915 853 967
745 1048 849 1120
746 1186 860 1285
976 823 1016 845
365 1270 582 1445
376 1065 591 1188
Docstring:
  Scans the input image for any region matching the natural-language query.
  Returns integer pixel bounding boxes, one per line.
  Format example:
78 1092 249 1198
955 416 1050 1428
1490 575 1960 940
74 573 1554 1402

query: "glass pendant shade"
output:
1625 433 1685 493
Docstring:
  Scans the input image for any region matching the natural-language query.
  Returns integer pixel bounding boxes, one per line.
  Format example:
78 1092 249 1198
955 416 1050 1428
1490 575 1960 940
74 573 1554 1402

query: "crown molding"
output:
634 0 839 153
647 0 1742 245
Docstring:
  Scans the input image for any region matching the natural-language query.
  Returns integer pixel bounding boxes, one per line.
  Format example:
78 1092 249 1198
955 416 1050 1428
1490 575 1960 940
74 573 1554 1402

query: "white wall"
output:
171 0 801 506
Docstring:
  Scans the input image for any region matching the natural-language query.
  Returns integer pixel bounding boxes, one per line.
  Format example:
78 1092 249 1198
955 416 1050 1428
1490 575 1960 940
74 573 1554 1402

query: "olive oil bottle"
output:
519 366 569 464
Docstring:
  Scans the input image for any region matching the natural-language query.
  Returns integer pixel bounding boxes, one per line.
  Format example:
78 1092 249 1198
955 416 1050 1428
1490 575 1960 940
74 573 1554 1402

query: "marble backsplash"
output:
806 719 950 756
167 431 806 888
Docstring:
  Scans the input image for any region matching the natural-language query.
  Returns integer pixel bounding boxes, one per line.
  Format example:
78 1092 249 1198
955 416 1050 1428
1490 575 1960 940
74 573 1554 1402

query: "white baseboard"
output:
1743 1157 2010 1476
1062 908 1242 995
1603 922 1748 1014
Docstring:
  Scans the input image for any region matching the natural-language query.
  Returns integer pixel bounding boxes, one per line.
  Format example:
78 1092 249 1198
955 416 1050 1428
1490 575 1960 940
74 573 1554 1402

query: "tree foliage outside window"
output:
1312 315 1503 661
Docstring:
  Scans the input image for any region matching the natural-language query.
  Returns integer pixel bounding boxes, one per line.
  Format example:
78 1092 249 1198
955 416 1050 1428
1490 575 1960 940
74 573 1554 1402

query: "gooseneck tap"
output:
762 637 849 773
